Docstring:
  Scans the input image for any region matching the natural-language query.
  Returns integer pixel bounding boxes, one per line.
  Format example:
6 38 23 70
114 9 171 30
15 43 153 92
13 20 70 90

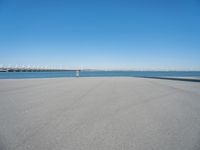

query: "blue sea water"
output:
0 71 200 79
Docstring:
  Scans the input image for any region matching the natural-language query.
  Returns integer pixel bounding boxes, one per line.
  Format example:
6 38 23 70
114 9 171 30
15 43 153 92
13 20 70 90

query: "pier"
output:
0 77 200 150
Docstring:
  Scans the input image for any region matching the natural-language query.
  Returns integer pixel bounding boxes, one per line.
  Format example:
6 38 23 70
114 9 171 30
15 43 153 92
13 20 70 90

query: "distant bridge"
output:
0 67 81 72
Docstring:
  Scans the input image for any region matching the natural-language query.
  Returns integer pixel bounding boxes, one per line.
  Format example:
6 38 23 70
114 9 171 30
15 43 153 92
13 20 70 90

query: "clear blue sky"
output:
0 0 200 70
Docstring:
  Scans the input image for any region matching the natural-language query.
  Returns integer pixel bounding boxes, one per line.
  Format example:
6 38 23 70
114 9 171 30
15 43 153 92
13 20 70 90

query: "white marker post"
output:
76 70 80 77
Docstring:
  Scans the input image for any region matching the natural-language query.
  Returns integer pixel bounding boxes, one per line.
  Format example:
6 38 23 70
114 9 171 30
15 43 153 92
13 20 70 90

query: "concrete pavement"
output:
0 77 200 150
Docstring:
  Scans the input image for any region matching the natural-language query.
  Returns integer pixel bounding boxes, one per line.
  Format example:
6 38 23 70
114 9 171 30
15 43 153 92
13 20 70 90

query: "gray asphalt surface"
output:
0 77 200 150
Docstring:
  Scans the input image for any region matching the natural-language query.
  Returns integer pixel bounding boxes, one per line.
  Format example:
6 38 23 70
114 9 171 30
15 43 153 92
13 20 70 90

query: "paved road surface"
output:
0 77 200 150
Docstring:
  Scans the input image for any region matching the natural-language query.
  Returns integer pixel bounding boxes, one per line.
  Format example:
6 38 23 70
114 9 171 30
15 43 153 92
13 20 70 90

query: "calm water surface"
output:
0 71 200 79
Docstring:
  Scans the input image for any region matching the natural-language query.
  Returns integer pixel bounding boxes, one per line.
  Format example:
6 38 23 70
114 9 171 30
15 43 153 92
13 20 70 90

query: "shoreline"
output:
139 76 200 82
0 76 200 82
